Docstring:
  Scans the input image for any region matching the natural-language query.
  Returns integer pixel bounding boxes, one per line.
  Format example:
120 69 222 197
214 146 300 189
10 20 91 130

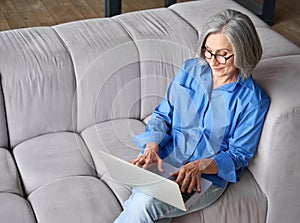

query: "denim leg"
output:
160 184 227 219
114 184 227 223
114 189 175 223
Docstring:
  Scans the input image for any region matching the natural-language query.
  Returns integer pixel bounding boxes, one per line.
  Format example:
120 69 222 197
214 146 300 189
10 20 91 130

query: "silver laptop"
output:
99 150 212 211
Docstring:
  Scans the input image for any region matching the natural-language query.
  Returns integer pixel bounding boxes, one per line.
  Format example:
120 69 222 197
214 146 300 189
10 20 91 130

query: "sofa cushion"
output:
0 193 36 223
202 169 267 223
169 0 269 33
13 132 96 195
261 105 300 223
53 19 141 132
0 28 76 148
252 55 300 140
0 148 23 195
28 176 122 223
256 27 300 59
249 55 300 223
0 85 8 148
114 8 198 119
172 169 267 223
81 118 146 206
81 119 144 161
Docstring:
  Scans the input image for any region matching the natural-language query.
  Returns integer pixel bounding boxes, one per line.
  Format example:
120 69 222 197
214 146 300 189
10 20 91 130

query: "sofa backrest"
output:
0 8 198 146
53 19 141 132
250 55 300 223
0 28 76 148
53 9 198 132
113 9 198 120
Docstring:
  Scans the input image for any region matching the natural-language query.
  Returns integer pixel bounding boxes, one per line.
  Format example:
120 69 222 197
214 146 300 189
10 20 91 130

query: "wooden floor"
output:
0 0 299 47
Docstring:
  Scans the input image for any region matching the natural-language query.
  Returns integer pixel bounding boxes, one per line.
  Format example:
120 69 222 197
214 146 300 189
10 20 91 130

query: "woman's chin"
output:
212 68 225 76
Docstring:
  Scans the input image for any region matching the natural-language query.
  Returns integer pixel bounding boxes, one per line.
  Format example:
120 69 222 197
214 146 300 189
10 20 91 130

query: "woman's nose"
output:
209 55 219 65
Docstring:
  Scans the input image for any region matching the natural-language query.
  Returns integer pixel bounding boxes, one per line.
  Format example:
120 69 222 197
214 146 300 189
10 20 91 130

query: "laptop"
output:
99 150 212 211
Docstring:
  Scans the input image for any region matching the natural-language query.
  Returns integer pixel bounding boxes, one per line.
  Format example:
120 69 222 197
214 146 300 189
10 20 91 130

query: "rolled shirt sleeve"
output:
133 91 174 149
213 96 270 182
133 59 197 151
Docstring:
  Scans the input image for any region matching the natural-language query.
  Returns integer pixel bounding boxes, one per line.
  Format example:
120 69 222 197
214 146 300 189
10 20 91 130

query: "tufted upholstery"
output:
0 0 299 222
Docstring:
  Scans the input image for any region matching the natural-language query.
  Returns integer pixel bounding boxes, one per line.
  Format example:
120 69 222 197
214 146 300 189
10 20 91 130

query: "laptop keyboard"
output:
168 177 197 202
180 186 196 202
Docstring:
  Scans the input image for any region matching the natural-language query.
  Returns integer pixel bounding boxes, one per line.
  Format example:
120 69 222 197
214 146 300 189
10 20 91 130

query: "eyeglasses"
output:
202 48 234 65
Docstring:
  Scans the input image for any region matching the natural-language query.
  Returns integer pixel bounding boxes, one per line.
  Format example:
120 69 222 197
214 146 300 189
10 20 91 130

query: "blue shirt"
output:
133 58 270 188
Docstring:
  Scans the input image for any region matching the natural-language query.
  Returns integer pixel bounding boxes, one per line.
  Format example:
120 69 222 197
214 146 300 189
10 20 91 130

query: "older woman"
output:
114 9 270 223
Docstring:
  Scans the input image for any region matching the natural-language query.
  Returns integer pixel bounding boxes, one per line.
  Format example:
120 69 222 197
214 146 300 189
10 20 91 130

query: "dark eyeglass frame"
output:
202 48 234 65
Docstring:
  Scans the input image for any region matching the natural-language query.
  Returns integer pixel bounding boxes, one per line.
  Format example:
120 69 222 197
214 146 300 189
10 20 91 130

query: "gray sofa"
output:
0 0 299 222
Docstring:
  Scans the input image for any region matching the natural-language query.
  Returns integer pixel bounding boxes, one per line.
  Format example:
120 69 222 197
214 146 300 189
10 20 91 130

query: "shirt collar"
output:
235 74 254 90
211 70 254 92
198 61 254 93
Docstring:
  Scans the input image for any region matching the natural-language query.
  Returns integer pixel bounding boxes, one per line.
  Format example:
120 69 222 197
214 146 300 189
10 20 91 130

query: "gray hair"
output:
199 9 262 79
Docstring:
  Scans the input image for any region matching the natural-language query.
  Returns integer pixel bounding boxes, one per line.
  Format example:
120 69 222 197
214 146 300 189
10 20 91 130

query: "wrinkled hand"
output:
131 142 164 173
170 160 202 193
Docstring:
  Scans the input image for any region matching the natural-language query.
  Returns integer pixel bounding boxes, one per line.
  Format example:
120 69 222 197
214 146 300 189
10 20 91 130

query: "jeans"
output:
114 183 227 223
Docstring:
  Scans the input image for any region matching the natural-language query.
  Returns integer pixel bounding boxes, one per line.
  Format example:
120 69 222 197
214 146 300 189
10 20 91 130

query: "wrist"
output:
199 159 218 174
145 142 159 152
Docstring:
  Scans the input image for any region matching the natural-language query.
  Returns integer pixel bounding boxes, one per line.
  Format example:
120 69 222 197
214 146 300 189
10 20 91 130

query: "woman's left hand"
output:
170 160 202 193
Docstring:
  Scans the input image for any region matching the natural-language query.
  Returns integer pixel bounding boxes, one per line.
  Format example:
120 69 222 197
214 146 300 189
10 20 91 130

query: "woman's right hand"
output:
131 142 164 172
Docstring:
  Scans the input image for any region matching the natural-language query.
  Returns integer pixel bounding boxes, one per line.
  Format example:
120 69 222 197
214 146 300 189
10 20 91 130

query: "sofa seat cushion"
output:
172 169 267 223
0 148 23 195
0 193 36 223
81 118 146 206
13 132 96 195
28 176 122 223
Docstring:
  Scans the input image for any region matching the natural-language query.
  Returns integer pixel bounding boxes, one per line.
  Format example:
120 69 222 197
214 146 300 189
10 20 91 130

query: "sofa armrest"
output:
250 55 300 223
